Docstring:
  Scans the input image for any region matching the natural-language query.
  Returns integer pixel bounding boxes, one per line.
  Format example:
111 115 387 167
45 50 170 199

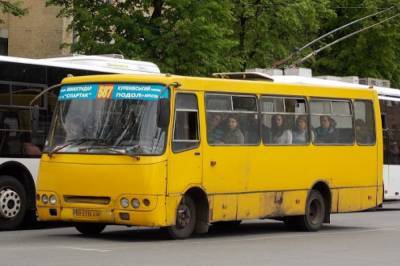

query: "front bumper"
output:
36 194 179 227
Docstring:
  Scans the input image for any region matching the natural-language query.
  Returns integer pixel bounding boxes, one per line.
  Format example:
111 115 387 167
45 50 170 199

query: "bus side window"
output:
354 100 376 145
311 99 354 145
172 93 200 152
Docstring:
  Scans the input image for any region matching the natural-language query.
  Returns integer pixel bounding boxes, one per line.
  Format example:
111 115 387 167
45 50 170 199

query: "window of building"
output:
0 37 8 55
206 93 259 145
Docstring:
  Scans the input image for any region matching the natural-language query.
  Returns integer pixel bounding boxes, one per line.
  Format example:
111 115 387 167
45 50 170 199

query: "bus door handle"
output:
194 152 201 156
210 160 217 167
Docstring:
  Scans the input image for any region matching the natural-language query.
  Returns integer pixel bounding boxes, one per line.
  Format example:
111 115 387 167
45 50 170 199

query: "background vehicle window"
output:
173 93 199 152
354 100 376 145
310 99 354 145
260 96 308 145
206 93 258 145
382 100 400 165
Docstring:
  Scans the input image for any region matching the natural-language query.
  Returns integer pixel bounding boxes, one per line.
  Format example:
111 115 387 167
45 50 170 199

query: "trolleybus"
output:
0 55 160 230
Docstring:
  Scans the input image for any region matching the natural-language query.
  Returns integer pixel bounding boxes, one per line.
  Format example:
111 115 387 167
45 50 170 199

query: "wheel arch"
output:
0 161 36 211
184 186 209 234
311 181 331 223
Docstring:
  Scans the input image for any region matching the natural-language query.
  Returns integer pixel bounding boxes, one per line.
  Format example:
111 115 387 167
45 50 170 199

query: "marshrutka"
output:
36 72 383 239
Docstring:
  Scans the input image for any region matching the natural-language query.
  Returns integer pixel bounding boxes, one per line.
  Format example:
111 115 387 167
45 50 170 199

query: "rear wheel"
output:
284 190 325 232
0 175 27 230
75 223 106 235
167 196 196 239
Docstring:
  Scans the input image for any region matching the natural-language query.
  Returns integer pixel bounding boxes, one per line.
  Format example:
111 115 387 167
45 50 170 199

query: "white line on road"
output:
61 246 112 253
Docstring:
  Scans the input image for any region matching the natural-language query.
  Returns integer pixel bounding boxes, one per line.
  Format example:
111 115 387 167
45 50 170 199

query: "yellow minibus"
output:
36 73 383 239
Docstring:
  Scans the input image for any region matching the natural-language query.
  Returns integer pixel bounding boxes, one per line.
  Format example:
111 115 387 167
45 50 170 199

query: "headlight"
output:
41 194 49 204
131 198 140 209
120 198 129 208
49 195 57 205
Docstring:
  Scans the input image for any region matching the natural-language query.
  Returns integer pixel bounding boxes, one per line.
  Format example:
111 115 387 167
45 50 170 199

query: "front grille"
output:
63 195 111 205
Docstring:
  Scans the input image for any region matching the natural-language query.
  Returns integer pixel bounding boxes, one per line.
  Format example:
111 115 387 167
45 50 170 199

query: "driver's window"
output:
172 93 199 152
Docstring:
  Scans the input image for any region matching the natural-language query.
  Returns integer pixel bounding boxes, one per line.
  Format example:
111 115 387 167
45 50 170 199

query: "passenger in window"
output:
355 119 373 144
315 115 338 143
22 133 41 157
292 115 311 144
207 113 225 144
271 114 292 144
224 116 244 144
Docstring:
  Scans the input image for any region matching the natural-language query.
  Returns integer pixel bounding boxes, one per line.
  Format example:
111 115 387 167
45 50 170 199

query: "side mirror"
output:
157 99 170 128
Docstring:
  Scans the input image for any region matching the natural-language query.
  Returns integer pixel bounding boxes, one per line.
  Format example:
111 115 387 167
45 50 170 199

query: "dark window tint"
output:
11 85 44 107
173 93 199 152
354 100 376 145
0 62 46 84
0 83 10 105
381 100 400 165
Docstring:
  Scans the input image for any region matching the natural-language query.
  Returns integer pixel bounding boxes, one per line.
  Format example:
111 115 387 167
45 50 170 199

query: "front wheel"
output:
284 190 326 232
75 223 106 235
167 196 196 239
0 175 27 230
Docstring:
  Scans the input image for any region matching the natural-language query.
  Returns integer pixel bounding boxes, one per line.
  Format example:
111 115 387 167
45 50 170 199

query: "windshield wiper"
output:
47 138 106 157
103 147 141 160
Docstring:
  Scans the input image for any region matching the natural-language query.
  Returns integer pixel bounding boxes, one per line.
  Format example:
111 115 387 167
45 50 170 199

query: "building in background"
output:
0 0 72 58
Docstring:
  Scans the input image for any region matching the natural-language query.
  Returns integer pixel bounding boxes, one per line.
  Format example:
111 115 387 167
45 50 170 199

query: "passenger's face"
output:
274 116 283 127
228 118 238 130
297 119 306 130
210 115 221 127
320 116 330 128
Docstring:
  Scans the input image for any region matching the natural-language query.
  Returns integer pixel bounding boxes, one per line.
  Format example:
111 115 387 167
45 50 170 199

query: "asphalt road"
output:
2 202 400 266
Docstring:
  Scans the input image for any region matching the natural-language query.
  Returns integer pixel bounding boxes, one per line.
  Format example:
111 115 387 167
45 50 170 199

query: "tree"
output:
310 0 400 87
230 0 335 71
46 0 237 75
0 0 28 24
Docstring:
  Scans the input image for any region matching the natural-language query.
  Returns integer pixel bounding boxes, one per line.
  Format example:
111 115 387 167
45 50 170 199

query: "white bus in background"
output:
0 55 160 230
237 69 400 201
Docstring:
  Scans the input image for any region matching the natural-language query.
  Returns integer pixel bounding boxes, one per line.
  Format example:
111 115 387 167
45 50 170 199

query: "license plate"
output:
73 208 101 218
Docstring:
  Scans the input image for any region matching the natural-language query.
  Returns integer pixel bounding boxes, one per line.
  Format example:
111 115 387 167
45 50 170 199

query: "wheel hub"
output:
0 188 21 219
176 204 191 229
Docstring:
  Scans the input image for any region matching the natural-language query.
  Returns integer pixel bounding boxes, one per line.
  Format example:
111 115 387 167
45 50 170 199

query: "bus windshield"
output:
45 83 169 156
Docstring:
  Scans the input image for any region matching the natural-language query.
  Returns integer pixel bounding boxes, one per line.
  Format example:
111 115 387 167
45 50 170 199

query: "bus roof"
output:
271 75 400 101
61 73 378 100
0 55 160 74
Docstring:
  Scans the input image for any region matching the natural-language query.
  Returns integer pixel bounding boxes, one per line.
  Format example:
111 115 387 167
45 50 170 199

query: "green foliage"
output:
47 0 400 87
230 0 335 70
311 0 400 87
47 0 237 75
0 0 28 23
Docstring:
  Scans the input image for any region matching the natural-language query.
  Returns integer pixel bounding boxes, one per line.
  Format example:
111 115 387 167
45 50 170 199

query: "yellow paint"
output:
37 73 383 229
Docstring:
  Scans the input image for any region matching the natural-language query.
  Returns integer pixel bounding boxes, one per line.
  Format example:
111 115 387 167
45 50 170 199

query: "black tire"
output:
75 223 106 235
0 175 27 230
284 190 326 232
167 196 196 239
